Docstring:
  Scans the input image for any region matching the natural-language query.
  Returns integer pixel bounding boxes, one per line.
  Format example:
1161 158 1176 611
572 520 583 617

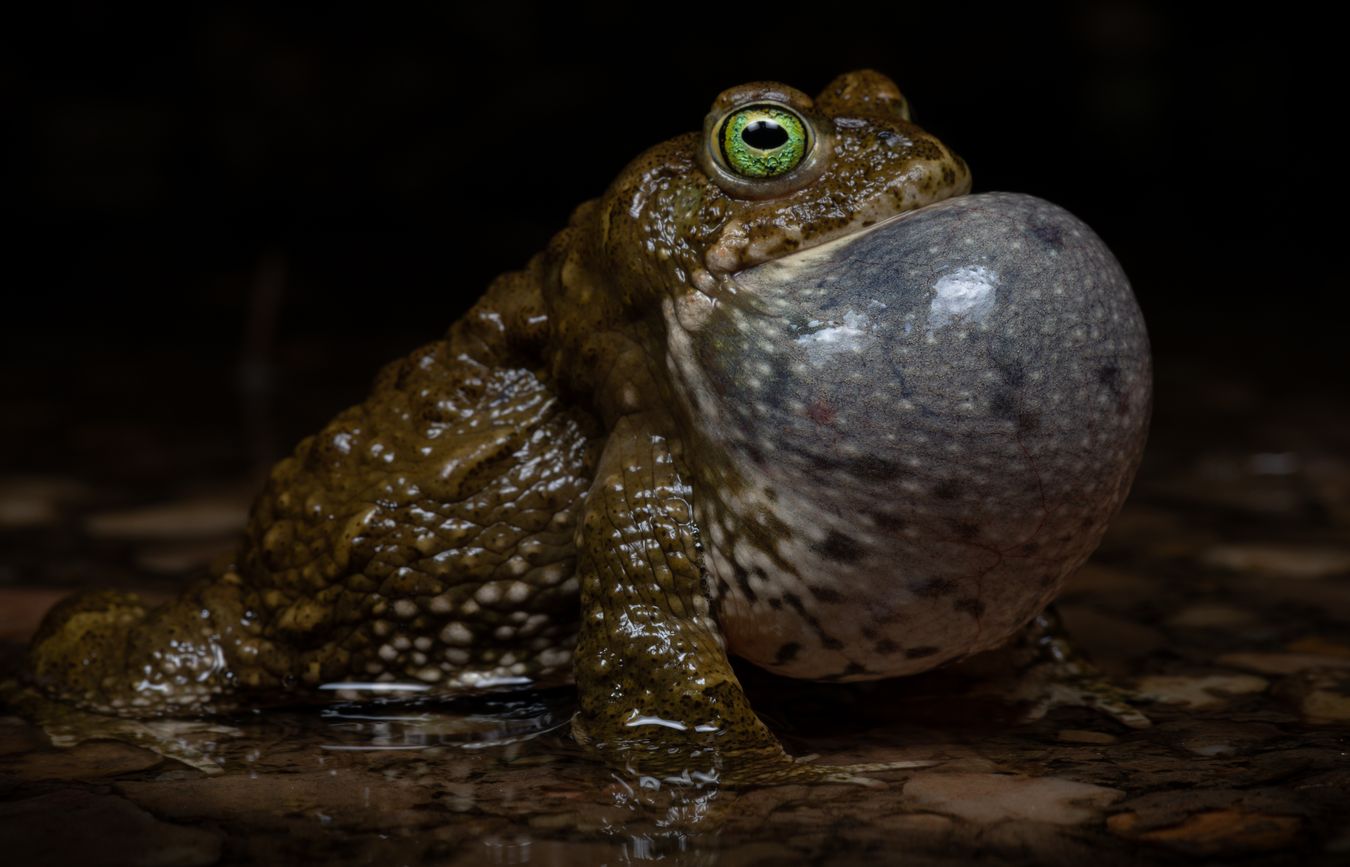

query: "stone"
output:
1201 544 1350 579
1108 808 1302 855
85 491 250 540
0 477 87 528
902 772 1123 825
0 589 68 643
1055 729 1118 745
1166 604 1258 629
0 788 222 867
1135 674 1269 709
1218 652 1350 675
5 740 161 781
116 771 432 832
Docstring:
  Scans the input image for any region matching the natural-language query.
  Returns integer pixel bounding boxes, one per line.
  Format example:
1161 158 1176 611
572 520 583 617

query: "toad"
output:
28 71 1151 783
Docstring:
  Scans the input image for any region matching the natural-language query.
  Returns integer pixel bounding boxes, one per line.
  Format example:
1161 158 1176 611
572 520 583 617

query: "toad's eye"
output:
715 104 811 179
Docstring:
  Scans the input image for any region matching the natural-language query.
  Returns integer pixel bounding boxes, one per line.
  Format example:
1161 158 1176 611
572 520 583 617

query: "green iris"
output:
718 105 808 178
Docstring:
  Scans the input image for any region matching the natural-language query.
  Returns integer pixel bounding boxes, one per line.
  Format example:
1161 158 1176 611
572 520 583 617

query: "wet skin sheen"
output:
27 71 1150 783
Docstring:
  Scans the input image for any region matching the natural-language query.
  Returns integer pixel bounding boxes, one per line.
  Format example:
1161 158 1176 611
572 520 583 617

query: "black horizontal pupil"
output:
742 119 789 150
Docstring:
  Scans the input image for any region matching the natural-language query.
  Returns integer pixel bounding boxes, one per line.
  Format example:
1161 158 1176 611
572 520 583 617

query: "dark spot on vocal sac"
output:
933 480 961 500
989 388 1017 421
841 661 869 676
995 357 1026 389
870 511 906 533
875 638 899 653
784 591 844 649
808 584 845 603
1031 222 1065 249
905 645 940 659
843 453 902 481
1016 412 1041 435
732 565 758 602
1097 364 1121 397
774 642 801 665
768 597 783 610
812 530 864 563
806 400 836 425
954 598 986 618
915 577 957 598
951 521 980 541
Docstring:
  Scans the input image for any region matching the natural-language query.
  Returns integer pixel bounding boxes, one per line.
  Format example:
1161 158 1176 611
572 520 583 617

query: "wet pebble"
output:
1218 651 1350 675
1135 674 1269 709
1108 808 1303 855
1055 729 1118 745
4 740 161 782
1285 670 1350 723
0 589 68 642
0 788 222 867
0 477 87 528
85 490 251 540
117 771 431 832
134 539 237 574
902 772 1123 825
1166 603 1258 629
1201 543 1350 579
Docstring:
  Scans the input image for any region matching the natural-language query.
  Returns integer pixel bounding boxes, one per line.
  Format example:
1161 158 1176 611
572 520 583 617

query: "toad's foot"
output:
26 578 282 716
973 608 1152 730
575 715 936 788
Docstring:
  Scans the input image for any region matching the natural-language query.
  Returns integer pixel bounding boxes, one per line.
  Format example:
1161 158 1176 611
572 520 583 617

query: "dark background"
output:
5 2 1341 481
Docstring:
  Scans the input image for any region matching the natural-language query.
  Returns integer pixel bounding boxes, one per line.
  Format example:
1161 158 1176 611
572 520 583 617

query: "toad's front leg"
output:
571 413 925 786
570 413 790 783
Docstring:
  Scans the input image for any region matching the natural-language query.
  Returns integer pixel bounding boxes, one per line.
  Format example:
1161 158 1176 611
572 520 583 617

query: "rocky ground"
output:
1 345 1348 866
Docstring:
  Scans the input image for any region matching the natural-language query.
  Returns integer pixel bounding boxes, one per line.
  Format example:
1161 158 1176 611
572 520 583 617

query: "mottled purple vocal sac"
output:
671 192 1151 680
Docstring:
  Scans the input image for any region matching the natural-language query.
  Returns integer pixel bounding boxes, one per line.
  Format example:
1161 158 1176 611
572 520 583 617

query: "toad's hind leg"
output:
28 268 598 716
571 414 929 786
25 576 281 716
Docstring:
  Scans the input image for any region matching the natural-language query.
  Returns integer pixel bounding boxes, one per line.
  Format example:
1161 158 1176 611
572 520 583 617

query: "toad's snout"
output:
666 192 1152 680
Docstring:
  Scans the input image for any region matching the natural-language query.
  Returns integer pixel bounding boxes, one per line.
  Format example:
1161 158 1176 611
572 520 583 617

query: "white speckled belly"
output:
665 192 1151 681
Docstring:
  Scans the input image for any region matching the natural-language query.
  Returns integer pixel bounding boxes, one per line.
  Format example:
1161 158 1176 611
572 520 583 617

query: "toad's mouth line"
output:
718 175 973 279
728 190 971 288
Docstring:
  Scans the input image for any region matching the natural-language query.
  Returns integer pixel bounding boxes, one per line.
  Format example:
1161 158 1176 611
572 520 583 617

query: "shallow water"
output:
2 352 1349 865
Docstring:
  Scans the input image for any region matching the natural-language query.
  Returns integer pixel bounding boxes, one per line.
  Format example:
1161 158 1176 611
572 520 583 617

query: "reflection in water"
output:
481 834 533 865
927 265 998 331
604 770 723 865
319 689 571 753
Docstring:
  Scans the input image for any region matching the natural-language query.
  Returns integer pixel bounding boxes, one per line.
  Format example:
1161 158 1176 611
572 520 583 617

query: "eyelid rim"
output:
699 97 835 200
